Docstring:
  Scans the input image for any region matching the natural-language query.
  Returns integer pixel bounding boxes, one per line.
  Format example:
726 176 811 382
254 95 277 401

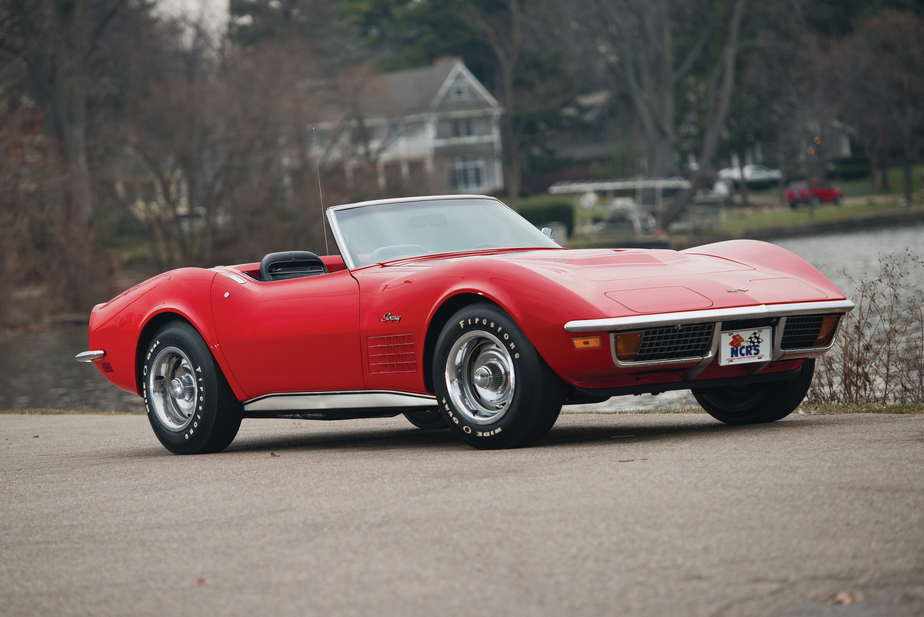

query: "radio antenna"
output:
314 127 329 256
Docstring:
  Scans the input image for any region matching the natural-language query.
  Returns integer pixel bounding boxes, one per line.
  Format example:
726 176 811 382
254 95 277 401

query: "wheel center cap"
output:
169 378 186 399
473 367 493 388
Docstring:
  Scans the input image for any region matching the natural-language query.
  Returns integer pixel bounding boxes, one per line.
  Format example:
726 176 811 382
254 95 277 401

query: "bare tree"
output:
567 0 721 179
830 11 924 205
661 0 745 228
1 0 126 227
458 0 525 208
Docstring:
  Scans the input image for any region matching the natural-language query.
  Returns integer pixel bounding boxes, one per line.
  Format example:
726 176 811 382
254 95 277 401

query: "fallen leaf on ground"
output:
270 451 279 457
826 592 863 605
197 578 206 587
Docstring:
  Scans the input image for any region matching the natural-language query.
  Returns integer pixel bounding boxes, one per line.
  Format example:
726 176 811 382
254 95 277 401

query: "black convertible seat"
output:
260 251 328 281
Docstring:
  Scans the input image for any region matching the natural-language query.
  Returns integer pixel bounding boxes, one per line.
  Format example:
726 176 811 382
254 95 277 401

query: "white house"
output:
316 57 505 194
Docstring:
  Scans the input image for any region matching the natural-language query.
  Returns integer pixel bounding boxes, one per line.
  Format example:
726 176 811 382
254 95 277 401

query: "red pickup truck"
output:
785 179 844 208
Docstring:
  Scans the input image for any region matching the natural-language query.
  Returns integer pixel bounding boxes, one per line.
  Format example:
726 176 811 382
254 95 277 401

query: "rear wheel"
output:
433 304 564 449
692 359 815 425
143 322 243 454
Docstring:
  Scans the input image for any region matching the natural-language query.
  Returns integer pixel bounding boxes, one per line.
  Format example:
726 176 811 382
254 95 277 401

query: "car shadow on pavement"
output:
184 414 824 456
222 422 466 455
541 415 816 449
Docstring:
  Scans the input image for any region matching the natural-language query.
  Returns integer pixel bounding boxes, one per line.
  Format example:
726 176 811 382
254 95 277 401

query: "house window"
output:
451 117 475 138
451 83 471 101
451 159 486 191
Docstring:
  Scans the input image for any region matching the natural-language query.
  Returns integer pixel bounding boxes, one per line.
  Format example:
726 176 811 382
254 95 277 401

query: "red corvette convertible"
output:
77 195 854 454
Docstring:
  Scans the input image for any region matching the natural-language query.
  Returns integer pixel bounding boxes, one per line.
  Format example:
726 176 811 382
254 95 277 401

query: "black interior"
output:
259 251 328 281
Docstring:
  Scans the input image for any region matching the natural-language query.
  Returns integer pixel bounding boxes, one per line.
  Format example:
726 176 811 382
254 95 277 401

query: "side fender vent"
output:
368 335 417 374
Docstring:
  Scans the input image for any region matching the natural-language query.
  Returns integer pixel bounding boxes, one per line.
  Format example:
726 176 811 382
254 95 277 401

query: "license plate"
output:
719 326 772 366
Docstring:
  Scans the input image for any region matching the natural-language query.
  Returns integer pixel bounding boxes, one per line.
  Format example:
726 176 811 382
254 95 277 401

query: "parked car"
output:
78 195 854 454
718 164 784 186
785 179 844 208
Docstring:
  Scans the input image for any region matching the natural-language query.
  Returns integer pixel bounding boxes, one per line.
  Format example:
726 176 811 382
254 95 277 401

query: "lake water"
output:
2 223 922 412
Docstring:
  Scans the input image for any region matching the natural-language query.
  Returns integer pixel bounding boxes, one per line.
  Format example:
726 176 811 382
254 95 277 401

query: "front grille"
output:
635 323 714 362
781 315 824 350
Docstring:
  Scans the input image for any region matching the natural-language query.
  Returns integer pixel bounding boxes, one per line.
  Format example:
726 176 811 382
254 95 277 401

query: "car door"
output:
211 270 363 400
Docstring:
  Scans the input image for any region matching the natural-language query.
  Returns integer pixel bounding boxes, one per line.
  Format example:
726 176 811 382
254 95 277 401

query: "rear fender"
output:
132 275 246 401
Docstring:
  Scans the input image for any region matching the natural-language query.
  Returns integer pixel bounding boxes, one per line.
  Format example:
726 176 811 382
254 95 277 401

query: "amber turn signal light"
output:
615 331 644 362
813 315 840 348
572 336 602 350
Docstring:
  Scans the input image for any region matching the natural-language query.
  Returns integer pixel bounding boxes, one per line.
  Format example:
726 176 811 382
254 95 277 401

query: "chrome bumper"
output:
564 299 856 332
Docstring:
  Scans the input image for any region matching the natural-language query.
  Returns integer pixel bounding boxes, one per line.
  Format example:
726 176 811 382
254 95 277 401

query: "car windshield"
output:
330 197 560 269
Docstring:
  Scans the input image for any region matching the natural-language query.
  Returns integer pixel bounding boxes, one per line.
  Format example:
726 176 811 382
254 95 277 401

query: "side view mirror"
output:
541 227 553 239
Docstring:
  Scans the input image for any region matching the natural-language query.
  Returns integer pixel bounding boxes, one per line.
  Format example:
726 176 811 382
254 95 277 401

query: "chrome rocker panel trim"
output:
564 299 856 333
244 390 436 413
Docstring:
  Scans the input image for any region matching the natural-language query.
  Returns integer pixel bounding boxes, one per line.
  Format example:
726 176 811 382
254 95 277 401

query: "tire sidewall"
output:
434 305 552 448
143 323 222 454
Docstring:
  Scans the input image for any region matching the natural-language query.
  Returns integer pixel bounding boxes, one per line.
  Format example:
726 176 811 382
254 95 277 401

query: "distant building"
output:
316 57 505 194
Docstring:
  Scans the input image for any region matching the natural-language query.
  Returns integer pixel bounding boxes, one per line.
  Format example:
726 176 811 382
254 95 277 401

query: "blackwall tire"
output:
143 322 243 454
692 359 815 425
404 408 448 430
433 304 564 449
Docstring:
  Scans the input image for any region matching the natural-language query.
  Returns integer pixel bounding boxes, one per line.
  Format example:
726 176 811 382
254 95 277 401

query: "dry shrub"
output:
809 250 924 404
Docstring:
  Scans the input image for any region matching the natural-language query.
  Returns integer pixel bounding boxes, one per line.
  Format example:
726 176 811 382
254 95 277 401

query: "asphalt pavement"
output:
2 412 923 617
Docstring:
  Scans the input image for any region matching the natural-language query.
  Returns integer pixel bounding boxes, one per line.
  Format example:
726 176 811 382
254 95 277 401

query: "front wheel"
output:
143 322 243 454
433 304 564 449
692 359 815 425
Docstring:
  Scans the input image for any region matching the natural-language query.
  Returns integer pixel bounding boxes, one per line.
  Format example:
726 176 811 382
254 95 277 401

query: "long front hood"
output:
497 245 845 318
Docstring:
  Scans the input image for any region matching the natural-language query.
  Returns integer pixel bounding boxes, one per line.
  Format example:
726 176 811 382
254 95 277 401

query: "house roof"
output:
320 57 500 124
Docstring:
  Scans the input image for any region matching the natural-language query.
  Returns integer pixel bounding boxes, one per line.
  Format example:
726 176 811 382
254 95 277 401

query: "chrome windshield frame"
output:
326 194 554 270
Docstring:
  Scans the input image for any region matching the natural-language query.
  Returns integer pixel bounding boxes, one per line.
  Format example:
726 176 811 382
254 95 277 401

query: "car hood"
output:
488 247 836 317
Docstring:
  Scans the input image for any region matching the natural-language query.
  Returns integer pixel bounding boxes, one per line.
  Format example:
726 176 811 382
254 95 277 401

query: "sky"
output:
154 0 228 39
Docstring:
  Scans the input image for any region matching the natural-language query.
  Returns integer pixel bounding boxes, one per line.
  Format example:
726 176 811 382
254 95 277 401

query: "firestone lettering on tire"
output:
146 339 160 361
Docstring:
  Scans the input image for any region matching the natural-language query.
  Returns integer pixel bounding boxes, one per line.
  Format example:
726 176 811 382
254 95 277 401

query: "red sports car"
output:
785 179 844 208
77 195 854 454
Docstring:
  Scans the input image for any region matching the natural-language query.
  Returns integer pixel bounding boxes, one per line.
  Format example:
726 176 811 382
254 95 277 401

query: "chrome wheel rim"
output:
148 346 198 431
445 331 515 425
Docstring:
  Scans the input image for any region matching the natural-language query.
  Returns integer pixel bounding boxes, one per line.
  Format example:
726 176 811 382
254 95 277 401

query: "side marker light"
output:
572 336 602 350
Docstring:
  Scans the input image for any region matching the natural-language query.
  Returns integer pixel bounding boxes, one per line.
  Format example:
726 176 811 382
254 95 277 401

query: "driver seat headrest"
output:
259 251 328 281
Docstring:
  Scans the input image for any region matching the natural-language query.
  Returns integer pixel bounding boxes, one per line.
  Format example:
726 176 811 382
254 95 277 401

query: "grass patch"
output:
0 408 136 415
723 200 909 234
840 165 924 197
